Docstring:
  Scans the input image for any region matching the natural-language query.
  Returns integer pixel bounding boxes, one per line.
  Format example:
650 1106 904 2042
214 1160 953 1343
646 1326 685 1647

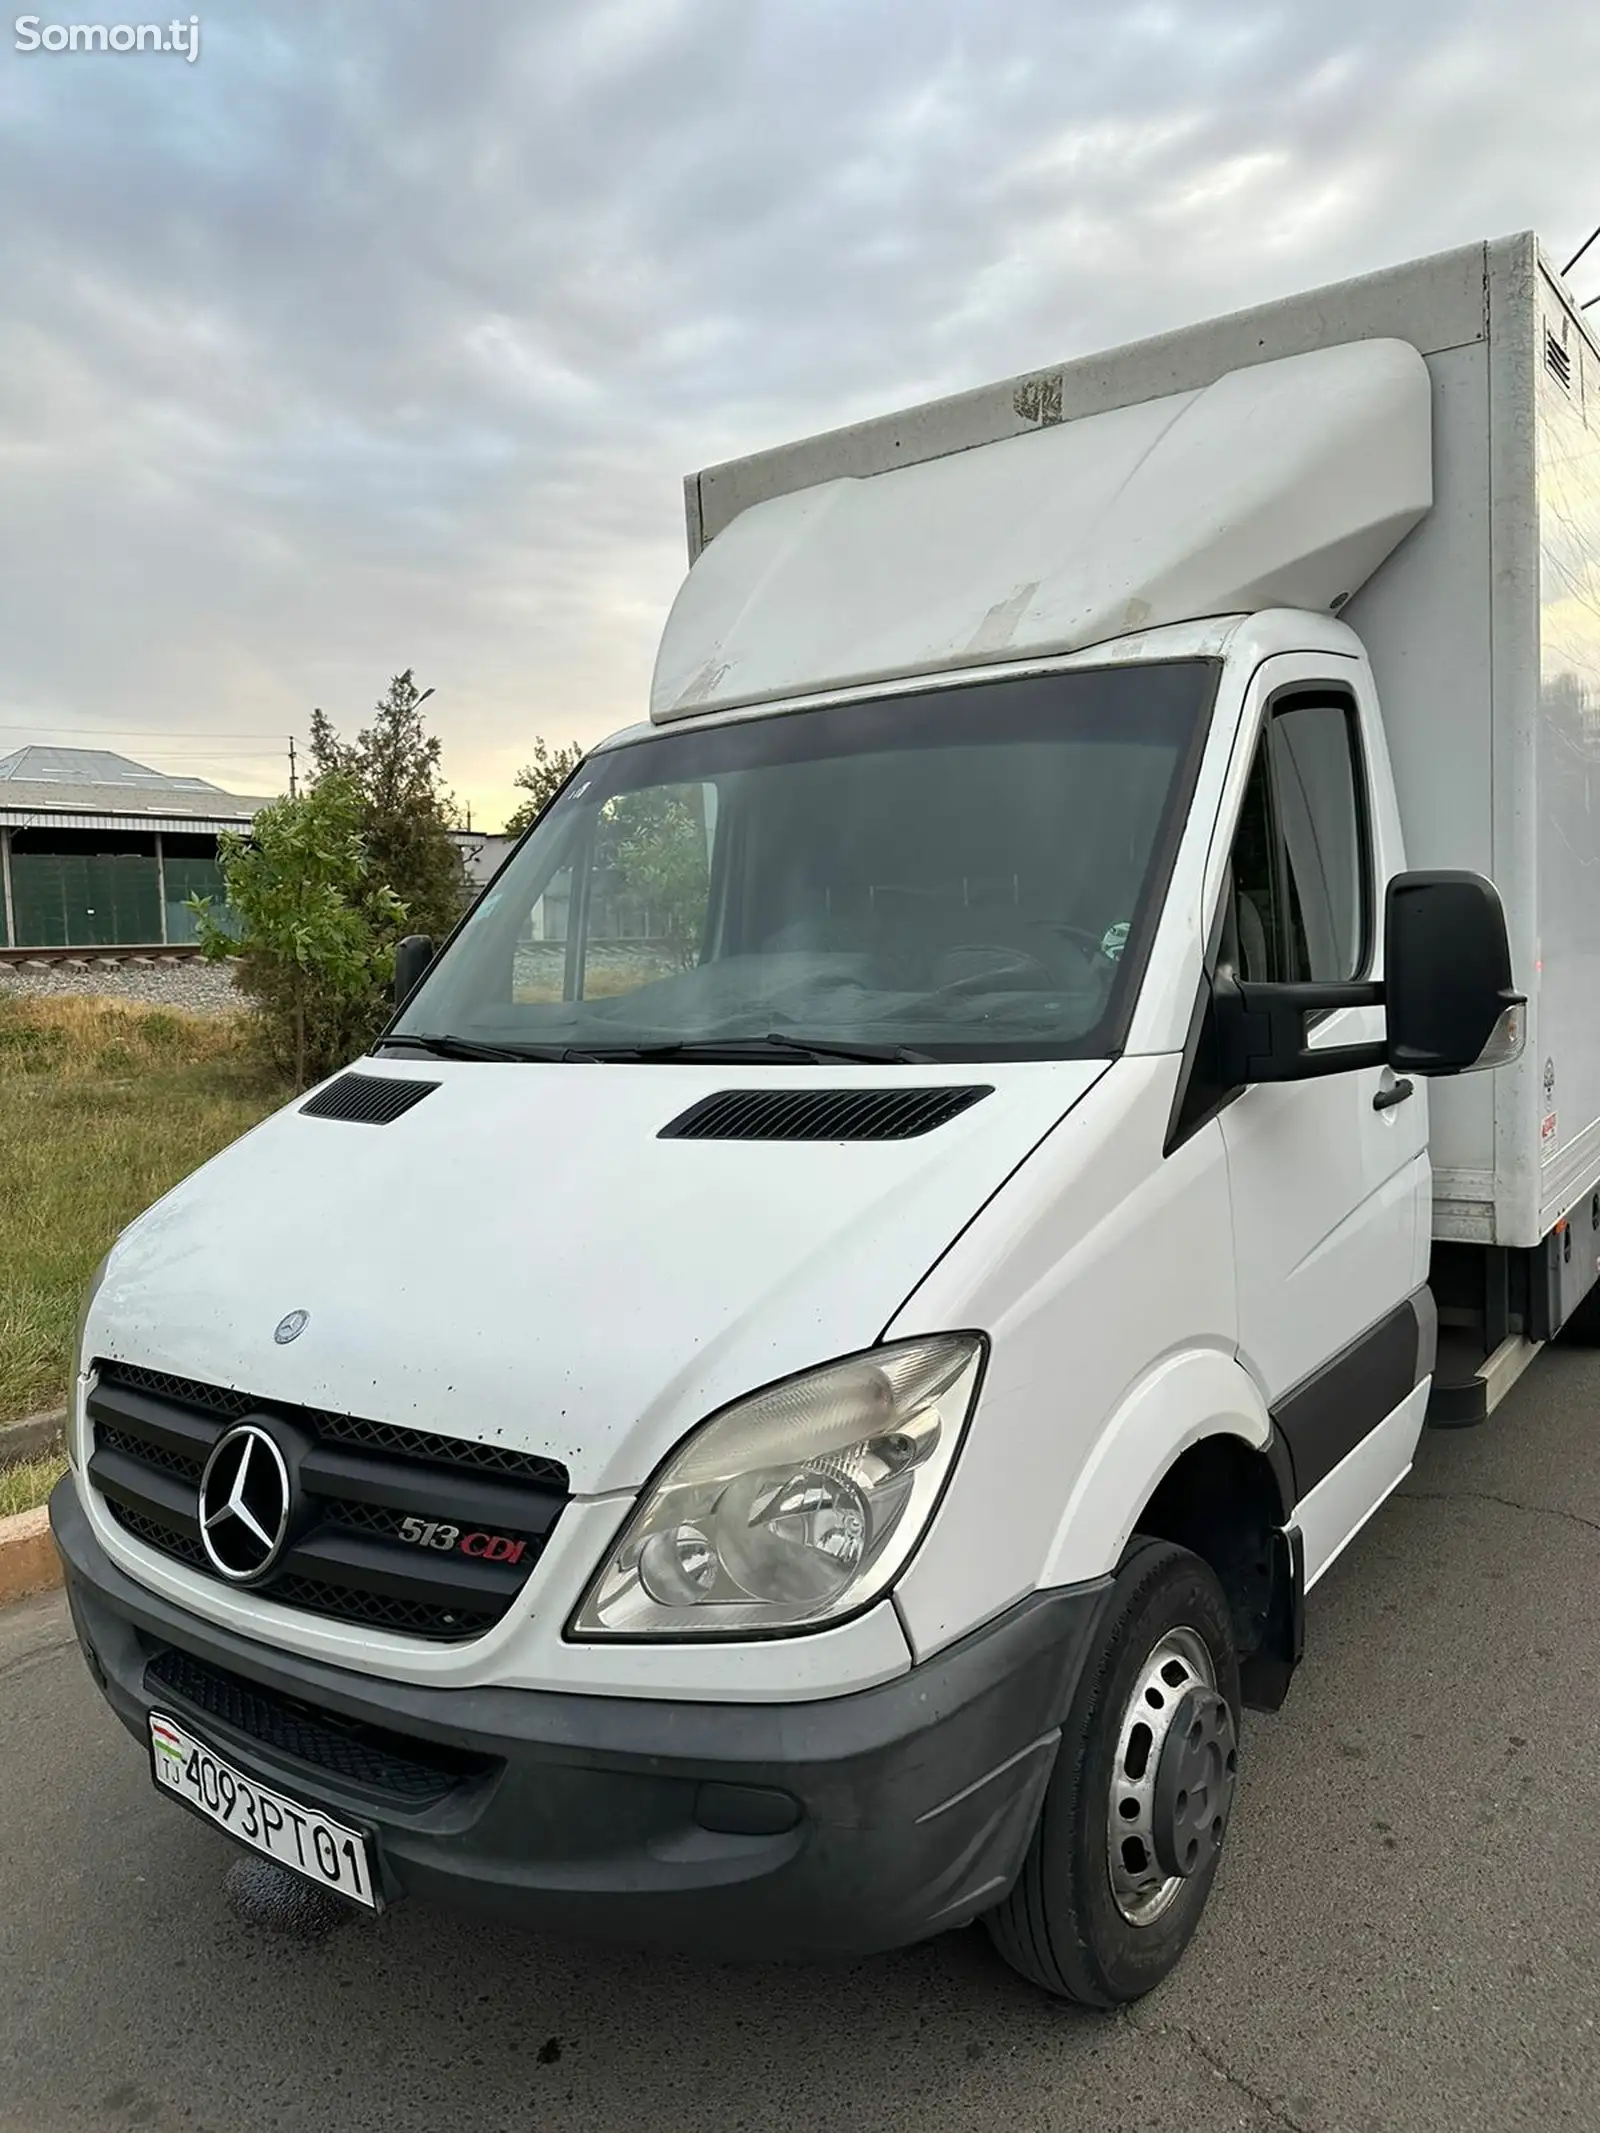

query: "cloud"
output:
2 0 1599 820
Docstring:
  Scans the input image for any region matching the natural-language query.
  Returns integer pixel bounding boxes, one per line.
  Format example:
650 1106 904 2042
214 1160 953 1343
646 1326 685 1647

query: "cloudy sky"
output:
3 0 1599 828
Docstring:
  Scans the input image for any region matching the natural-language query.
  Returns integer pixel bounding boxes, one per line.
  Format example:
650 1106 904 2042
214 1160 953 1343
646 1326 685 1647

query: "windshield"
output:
394 661 1214 1063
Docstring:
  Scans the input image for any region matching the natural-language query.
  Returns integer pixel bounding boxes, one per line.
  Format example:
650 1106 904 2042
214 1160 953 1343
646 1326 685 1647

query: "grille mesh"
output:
299 1073 439 1125
95 1362 567 1488
318 1497 406 1537
660 1084 992 1142
145 1648 490 1805
313 1411 565 1485
271 1575 497 1641
108 1500 206 1567
103 1363 254 1419
97 1425 204 1481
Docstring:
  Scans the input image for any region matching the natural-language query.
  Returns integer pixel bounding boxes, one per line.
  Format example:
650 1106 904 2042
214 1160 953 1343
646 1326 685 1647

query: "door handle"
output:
1372 1077 1415 1113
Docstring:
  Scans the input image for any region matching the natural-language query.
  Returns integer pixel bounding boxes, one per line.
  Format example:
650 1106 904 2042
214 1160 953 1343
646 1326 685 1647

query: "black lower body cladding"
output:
52 1477 1111 1961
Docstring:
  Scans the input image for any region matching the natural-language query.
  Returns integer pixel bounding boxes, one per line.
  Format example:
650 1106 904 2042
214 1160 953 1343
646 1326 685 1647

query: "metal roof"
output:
0 807 266 833
0 746 273 828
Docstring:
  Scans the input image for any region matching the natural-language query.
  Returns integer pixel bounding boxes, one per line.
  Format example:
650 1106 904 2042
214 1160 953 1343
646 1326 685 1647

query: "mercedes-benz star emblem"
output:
197 1424 292 1582
274 1310 309 1345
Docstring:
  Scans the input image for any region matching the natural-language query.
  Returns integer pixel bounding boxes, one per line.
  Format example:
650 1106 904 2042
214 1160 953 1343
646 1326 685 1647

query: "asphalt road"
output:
4 1352 1600 2133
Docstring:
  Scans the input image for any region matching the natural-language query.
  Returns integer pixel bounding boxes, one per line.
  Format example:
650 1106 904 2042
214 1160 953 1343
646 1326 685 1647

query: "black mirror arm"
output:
1217 974 1387 1085
1235 979 1384 1018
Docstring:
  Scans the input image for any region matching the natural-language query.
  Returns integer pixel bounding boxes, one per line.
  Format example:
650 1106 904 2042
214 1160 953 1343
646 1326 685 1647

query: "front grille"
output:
145 1647 492 1805
89 1361 569 1643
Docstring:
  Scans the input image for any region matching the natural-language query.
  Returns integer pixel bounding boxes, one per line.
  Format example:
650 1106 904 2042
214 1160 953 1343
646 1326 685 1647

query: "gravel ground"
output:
0 957 243 1015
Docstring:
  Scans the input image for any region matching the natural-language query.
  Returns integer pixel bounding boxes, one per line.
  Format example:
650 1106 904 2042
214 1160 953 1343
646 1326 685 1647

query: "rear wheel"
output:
985 1540 1240 2005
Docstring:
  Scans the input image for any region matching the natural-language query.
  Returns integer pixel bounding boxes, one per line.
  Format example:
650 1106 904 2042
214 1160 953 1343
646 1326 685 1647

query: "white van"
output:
53 232 1600 2004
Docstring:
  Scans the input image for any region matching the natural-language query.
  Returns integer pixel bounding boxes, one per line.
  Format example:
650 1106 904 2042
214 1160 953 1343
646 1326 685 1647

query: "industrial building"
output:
0 746 273 949
448 829 515 891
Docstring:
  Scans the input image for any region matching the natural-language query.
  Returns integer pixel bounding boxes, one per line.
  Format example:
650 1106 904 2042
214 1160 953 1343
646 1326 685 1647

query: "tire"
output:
985 1539 1241 2006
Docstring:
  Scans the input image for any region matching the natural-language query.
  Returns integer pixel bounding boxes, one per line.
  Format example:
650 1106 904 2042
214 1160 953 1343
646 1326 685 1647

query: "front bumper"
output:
53 1476 1108 1960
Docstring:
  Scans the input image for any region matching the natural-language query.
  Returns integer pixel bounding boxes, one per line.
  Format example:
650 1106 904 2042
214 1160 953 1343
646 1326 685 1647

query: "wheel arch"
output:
1039 1348 1301 1712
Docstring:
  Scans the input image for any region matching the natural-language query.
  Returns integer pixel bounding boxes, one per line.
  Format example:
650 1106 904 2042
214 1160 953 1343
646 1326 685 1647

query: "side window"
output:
1227 696 1368 985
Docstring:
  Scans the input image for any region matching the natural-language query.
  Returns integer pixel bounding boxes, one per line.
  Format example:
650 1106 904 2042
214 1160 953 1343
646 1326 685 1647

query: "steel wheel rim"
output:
1107 1625 1217 1926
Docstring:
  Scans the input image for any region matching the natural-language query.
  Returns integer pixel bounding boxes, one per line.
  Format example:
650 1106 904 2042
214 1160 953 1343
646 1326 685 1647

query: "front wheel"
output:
985 1540 1241 2005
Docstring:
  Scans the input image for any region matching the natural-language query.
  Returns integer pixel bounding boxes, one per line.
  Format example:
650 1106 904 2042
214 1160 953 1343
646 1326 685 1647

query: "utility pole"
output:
288 735 298 798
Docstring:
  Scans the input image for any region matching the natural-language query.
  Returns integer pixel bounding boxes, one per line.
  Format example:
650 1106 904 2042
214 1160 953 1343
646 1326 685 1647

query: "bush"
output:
192 672 470 1088
192 774 404 1088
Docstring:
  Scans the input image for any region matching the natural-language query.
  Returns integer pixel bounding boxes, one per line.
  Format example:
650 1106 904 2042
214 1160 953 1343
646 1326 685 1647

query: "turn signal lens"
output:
1473 1001 1525 1071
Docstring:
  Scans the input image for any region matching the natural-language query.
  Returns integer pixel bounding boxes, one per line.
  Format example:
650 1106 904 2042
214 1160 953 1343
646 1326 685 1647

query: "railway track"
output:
0 943 208 968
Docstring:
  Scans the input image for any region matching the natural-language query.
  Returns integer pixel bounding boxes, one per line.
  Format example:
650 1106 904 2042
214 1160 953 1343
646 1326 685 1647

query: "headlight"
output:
570 1334 985 1639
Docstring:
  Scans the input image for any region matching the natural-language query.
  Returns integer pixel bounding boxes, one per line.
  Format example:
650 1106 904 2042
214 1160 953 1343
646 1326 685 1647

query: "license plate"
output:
149 1712 380 1910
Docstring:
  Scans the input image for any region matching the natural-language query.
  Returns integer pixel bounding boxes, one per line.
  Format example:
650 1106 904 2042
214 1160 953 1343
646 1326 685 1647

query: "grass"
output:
0 1449 68 1520
0 997 289 1424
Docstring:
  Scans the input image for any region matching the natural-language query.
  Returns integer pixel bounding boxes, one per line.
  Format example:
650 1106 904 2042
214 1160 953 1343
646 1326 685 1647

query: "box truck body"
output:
684 233 1600 1262
52 233 1600 2005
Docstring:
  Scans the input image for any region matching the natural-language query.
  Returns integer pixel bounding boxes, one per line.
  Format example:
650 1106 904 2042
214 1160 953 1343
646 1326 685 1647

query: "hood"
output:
88 1057 1107 1495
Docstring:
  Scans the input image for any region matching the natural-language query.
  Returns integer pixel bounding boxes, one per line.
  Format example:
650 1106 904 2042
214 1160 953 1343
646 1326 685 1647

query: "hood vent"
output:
1545 325 1574 392
300 1072 439 1125
660 1085 992 1142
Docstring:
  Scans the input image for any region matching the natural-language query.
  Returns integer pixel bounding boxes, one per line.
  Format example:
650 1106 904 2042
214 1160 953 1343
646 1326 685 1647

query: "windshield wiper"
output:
616 1033 934 1066
376 1032 597 1063
380 1030 934 1066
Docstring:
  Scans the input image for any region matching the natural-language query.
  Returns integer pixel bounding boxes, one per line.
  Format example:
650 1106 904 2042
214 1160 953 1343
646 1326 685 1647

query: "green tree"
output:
192 775 405 1090
310 671 468 941
603 787 709 968
504 738 585 836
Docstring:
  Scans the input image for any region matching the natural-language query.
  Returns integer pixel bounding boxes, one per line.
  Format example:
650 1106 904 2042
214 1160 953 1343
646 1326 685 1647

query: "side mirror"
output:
393 934 435 1009
1384 871 1524 1076
1214 870 1524 1086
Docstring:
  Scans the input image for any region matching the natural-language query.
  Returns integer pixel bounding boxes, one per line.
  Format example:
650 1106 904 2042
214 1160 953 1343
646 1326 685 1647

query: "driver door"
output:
1216 662 1431 1580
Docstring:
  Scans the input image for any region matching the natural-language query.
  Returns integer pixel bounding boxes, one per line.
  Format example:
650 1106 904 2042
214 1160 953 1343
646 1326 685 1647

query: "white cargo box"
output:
682 234 1600 1252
